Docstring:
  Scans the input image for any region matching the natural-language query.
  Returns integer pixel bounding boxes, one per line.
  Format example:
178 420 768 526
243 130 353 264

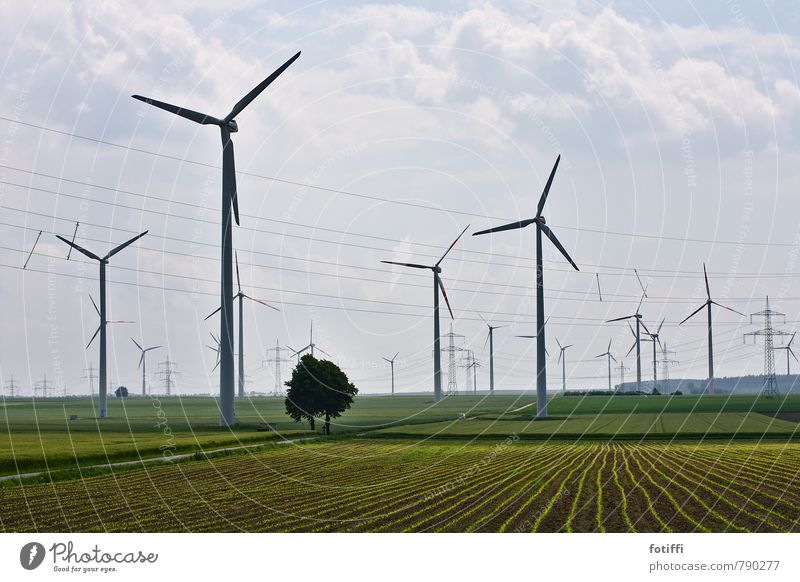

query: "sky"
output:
1 0 799 397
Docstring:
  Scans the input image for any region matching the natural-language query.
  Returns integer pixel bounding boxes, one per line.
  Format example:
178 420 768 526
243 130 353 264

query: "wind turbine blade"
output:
145 345 162 352
516 335 537 339
626 341 637 357
539 223 579 271
656 318 665 335
393 352 399 361
556 337 562 350
90 294 100 316
634 269 647 297
105 230 148 260
483 331 490 352
636 290 645 315
680 302 707 325
791 348 798 362
639 319 651 336
138 353 144 369
131 95 221 125
557 350 562 363
703 263 711 300
381 260 431 270
436 224 470 266
86 326 100 349
536 155 560 218
607 338 612 353
595 353 606 359
790 332 796 348
438 277 454 320
131 337 142 351
606 315 634 323
224 51 302 122
596 273 602 301
382 358 391 363
221 127 240 226
609 353 617 363
627 321 636 339
472 218 536 236
710 301 745 317
56 235 101 261
204 306 222 321
242 294 280 312
235 251 242 294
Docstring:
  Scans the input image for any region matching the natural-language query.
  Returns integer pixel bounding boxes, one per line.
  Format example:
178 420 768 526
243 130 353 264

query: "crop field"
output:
0 440 797 533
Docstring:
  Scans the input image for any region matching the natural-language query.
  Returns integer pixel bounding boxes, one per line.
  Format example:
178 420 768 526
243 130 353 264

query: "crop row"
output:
0 441 797 532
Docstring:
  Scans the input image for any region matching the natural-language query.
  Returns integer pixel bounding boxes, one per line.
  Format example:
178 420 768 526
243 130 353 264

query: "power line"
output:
1 114 797 249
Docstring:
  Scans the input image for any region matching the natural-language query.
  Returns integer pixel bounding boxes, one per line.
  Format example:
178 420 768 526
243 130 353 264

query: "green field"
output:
1 392 798 533
1 440 797 532
1 393 798 476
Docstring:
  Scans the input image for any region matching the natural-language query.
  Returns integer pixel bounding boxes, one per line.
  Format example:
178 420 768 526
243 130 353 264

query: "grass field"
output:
0 439 797 532
1 393 798 476
1 392 798 533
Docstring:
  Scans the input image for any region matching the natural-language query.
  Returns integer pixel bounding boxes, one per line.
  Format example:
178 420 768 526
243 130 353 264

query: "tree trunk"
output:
309 417 315 430
325 413 330 435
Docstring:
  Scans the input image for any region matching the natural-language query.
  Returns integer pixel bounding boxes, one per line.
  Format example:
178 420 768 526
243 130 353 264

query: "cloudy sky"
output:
1 0 799 397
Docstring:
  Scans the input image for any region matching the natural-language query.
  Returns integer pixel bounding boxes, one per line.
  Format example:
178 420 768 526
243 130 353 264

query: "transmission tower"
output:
34 373 52 398
441 325 464 395
744 297 789 399
158 357 178 396
4 374 20 397
264 339 291 396
616 361 629 390
658 342 679 394
82 364 98 396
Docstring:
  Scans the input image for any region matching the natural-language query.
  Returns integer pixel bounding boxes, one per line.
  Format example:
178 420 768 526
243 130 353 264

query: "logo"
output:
20 542 46 570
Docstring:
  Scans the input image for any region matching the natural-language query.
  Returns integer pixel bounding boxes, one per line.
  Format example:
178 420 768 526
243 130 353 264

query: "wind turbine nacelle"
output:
227 120 239 133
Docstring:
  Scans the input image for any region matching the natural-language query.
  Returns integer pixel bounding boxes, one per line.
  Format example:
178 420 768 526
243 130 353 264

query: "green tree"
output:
284 354 358 435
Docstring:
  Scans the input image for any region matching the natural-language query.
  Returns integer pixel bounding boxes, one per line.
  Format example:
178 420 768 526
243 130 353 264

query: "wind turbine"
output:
133 51 301 427
473 155 579 418
56 230 148 418
607 290 649 393
207 332 221 372
555 337 572 396
774 332 797 375
288 321 330 360
205 251 278 398
679 263 744 393
595 339 617 392
383 352 399 395
643 318 665 393
480 315 505 395
131 338 161 396
381 225 469 402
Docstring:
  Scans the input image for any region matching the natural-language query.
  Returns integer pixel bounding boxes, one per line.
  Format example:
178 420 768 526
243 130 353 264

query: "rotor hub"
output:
227 120 239 133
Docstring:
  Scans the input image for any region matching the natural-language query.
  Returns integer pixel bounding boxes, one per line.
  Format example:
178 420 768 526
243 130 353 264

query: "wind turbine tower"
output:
131 338 161 396
134 52 301 426
607 290 648 393
382 352 399 395
680 263 743 393
56 231 147 417
382 226 468 402
595 339 616 392
774 332 797 375
480 315 505 395
473 155 580 418
555 338 572 395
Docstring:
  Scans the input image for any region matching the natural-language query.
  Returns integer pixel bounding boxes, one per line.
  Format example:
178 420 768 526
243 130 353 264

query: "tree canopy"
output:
284 354 357 434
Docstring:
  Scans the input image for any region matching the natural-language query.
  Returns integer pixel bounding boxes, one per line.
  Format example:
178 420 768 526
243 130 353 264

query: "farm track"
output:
0 441 797 533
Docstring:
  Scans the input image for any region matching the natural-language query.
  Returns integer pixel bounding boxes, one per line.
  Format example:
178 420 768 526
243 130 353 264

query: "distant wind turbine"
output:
480 314 505 395
56 230 147 418
205 251 278 398
774 332 797 375
473 155 579 418
133 51 301 426
643 318 665 393
607 290 649 393
131 338 161 396
381 225 469 402
555 337 573 396
679 263 744 393
595 339 617 392
288 321 330 360
383 352 399 395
